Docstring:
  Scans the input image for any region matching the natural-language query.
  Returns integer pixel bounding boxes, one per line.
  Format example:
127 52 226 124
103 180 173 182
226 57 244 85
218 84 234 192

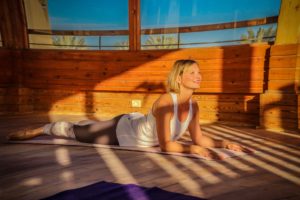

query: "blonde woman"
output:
8 60 251 159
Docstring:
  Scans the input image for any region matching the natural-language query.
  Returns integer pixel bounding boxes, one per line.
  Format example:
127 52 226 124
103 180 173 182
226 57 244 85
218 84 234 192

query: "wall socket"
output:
131 99 142 108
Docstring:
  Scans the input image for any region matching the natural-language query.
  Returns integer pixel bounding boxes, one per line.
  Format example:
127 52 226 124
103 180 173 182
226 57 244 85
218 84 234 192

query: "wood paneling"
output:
260 44 300 131
0 49 13 86
21 44 268 94
0 44 270 126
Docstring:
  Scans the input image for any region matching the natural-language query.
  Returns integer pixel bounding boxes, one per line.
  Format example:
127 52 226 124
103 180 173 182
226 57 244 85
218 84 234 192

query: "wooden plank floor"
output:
0 114 299 200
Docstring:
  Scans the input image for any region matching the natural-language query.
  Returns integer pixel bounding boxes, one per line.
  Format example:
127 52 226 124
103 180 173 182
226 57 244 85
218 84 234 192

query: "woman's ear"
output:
176 75 182 84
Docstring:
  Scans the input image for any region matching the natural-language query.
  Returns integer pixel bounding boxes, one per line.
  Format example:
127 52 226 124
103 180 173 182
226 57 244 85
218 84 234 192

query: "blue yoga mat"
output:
42 181 205 200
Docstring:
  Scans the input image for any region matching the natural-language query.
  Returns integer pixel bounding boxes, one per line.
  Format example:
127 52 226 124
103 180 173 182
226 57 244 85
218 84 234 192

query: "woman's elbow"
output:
159 144 168 152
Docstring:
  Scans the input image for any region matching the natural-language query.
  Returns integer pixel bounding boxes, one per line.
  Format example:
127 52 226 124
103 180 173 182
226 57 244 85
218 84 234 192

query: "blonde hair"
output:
167 59 199 93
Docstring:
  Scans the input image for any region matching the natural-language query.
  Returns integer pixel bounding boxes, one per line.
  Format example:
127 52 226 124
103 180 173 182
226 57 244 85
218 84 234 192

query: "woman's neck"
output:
177 89 193 104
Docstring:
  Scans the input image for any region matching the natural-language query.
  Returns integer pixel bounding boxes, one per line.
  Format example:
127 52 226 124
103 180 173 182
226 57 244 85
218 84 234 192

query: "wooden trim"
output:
129 0 134 50
129 0 140 51
136 0 141 50
142 16 278 35
0 0 28 49
27 16 278 37
20 0 29 48
28 29 129 36
0 1 8 47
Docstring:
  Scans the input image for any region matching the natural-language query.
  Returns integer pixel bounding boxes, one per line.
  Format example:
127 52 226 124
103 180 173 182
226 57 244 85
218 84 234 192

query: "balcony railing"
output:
27 16 278 50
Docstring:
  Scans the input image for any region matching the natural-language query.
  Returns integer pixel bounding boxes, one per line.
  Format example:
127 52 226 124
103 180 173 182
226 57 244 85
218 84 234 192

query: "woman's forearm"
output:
160 141 224 159
160 141 200 154
194 135 226 148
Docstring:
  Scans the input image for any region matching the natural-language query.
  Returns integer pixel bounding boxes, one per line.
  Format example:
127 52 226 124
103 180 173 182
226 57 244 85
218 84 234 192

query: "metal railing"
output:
27 16 278 50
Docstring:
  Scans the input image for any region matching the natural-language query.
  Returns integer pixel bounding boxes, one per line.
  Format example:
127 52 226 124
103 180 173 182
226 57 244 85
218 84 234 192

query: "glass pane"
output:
141 34 178 50
180 24 277 48
28 35 129 50
24 0 129 50
141 0 281 49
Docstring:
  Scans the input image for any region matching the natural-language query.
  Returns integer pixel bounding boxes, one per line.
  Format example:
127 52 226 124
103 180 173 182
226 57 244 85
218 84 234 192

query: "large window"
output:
24 0 129 50
141 0 281 49
23 0 281 50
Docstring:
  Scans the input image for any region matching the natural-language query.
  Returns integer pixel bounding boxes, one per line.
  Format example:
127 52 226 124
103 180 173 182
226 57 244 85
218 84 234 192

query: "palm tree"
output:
115 40 129 50
52 36 86 49
240 26 276 44
115 34 178 50
143 34 178 49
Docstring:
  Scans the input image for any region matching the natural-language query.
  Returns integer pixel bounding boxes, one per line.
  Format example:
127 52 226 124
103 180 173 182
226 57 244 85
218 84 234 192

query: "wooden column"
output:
260 44 300 132
260 0 300 132
0 0 28 49
275 0 300 44
0 0 32 113
296 45 300 130
129 0 141 51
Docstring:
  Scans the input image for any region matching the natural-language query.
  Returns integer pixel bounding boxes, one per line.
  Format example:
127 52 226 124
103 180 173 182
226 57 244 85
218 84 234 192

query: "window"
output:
24 0 129 50
23 0 281 50
140 0 281 49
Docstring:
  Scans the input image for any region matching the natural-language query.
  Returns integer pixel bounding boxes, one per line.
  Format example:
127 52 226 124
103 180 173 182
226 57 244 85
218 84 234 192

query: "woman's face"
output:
178 63 202 90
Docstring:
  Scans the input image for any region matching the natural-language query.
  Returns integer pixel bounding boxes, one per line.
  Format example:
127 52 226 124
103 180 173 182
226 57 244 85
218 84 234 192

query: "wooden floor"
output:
0 114 299 200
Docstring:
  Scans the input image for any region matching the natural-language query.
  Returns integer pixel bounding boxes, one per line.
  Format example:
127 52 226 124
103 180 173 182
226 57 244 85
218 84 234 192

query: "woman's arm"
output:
153 94 222 159
188 101 224 148
189 101 253 153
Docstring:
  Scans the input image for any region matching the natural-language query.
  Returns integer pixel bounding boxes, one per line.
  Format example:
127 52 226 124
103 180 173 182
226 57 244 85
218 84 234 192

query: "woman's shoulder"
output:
190 97 198 104
152 93 174 115
156 93 173 106
190 97 199 111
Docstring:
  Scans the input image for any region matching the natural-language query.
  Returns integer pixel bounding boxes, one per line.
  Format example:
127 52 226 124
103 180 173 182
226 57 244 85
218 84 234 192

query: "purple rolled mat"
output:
42 181 206 200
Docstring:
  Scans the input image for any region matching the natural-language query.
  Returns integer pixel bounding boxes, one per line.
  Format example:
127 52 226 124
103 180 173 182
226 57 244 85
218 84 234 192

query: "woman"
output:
8 60 252 159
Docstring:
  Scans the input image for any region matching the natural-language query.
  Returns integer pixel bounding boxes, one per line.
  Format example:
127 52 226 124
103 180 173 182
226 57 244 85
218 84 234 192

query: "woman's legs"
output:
7 127 44 140
8 121 76 141
73 115 124 145
8 115 124 145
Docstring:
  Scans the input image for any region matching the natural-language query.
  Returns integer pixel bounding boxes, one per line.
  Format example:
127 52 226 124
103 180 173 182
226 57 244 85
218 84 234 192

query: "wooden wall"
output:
0 49 13 87
260 44 300 131
0 44 270 127
0 49 16 113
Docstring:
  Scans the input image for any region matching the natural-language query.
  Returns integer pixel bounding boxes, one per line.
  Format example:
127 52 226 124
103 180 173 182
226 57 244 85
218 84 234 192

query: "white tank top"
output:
116 93 193 147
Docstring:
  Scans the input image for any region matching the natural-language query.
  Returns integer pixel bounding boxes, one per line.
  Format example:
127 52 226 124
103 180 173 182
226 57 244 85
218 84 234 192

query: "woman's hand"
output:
191 145 224 160
223 141 253 153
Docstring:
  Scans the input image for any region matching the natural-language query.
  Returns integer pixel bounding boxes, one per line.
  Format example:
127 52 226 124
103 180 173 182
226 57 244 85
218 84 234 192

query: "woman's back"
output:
116 93 193 147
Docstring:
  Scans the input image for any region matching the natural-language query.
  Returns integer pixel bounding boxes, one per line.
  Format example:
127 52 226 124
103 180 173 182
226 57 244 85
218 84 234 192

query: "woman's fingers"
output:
195 147 224 160
226 143 254 153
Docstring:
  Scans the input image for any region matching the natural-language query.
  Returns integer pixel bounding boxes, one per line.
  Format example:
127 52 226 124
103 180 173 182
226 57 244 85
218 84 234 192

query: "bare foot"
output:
7 127 44 141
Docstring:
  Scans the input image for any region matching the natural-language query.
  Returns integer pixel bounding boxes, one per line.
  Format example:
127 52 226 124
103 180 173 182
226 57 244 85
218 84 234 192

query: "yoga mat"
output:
8 135 254 160
41 181 206 200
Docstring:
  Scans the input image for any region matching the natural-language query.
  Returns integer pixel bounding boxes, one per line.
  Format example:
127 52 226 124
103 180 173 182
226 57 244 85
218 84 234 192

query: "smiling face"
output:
167 60 201 93
177 63 201 91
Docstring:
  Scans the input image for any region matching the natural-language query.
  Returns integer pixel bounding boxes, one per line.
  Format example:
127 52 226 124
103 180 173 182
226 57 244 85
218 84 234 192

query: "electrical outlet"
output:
131 99 142 108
